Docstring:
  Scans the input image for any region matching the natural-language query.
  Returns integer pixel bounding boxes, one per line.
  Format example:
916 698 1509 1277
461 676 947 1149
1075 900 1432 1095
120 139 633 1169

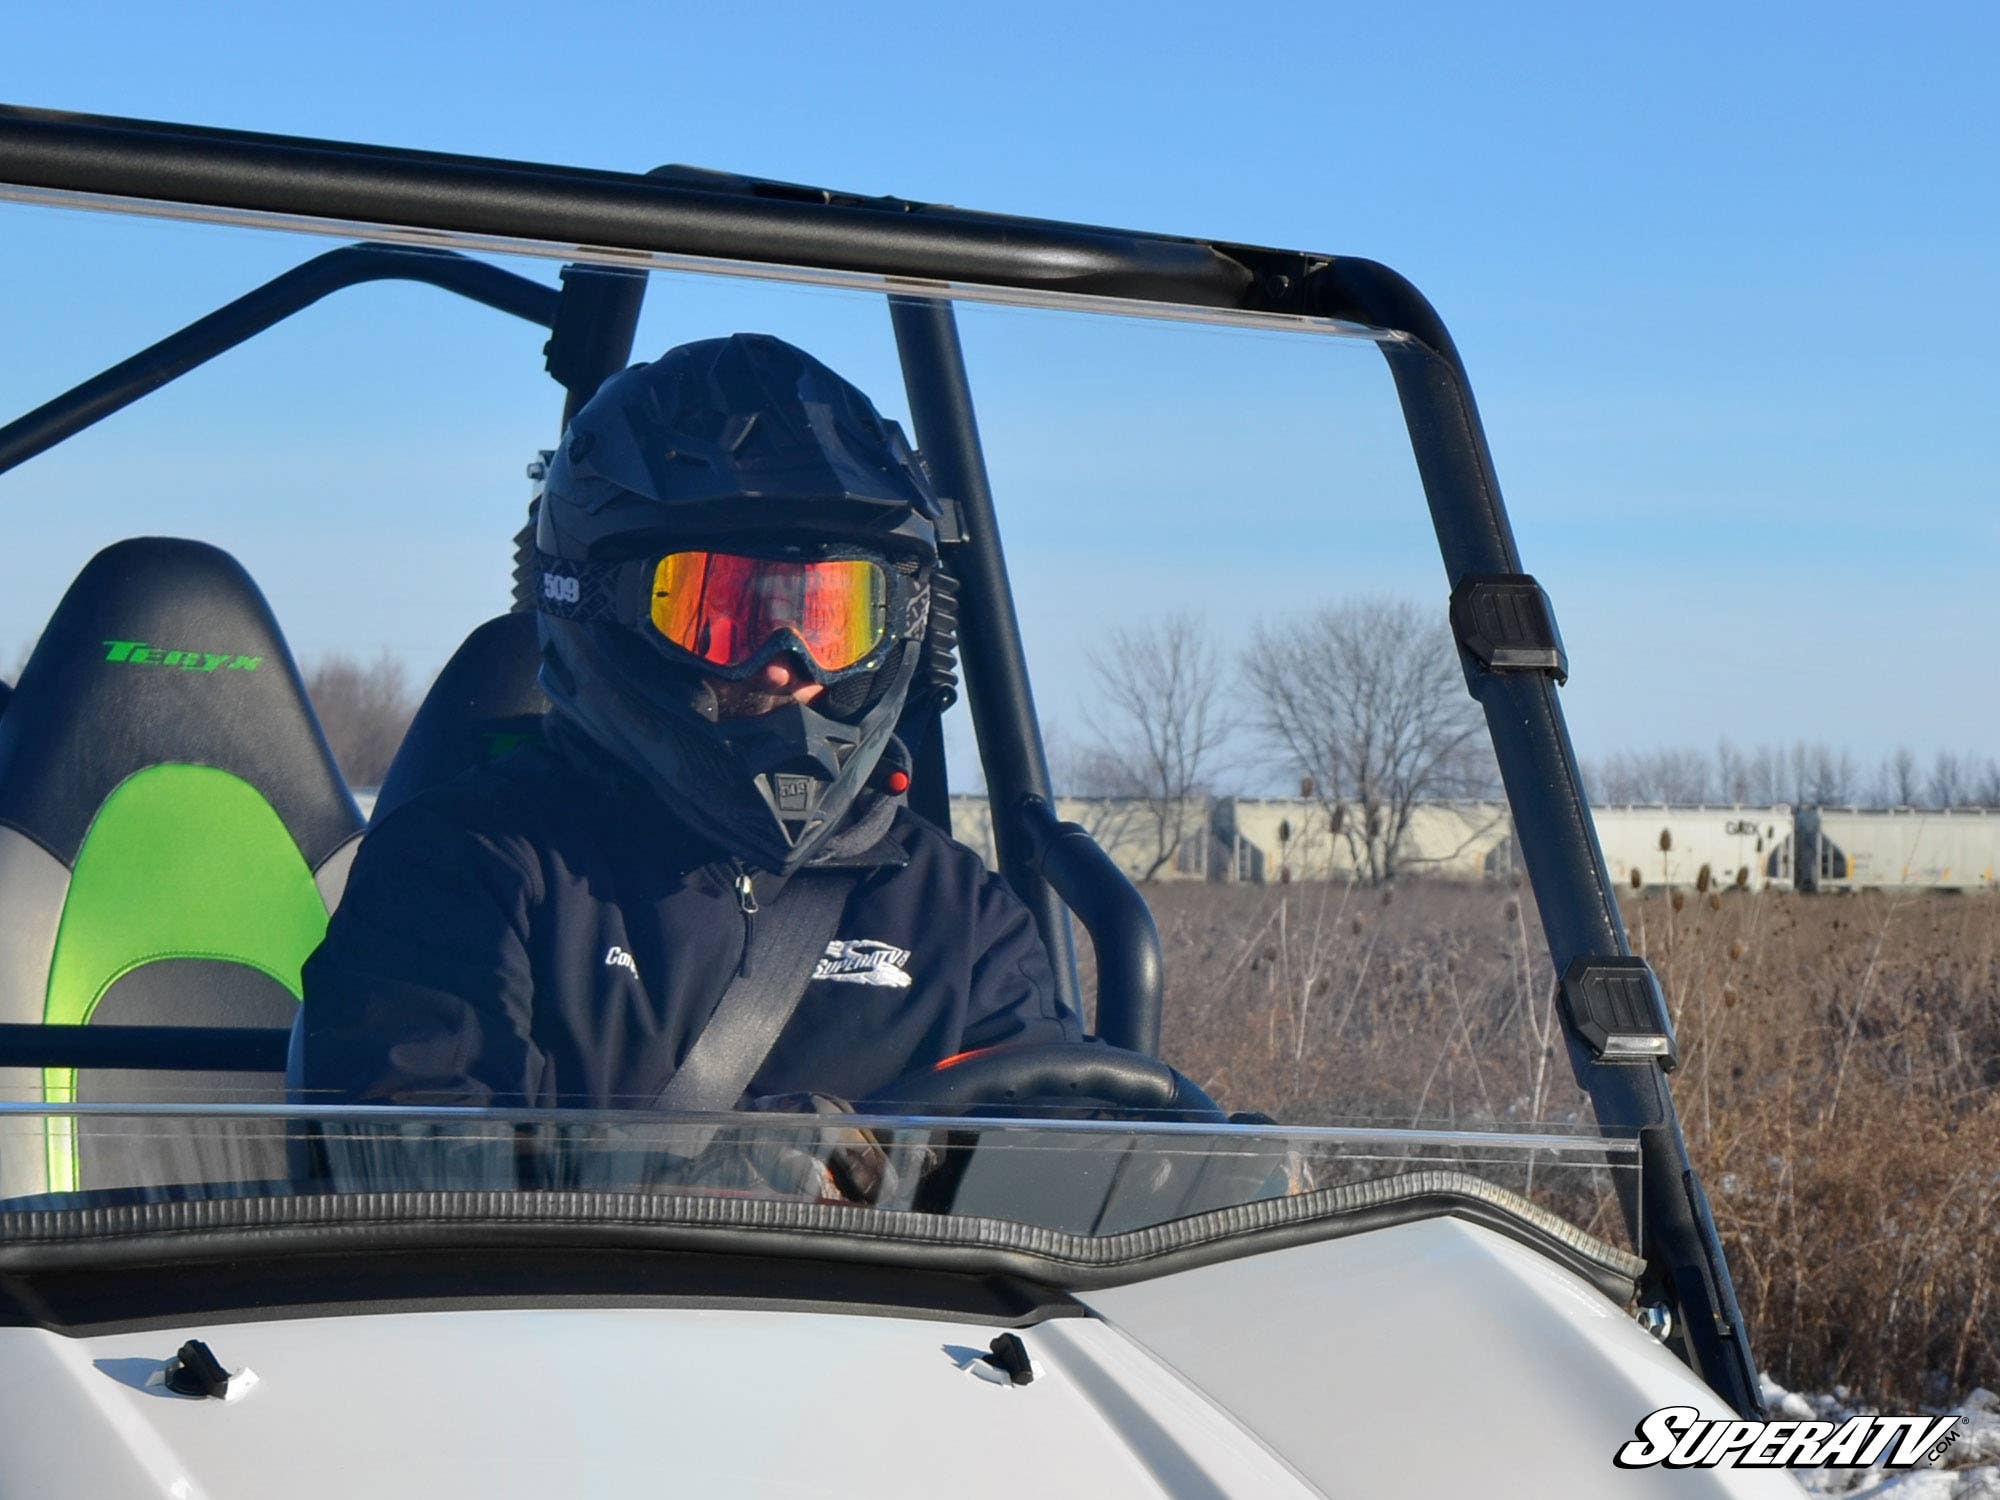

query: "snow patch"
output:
1761 1377 2000 1500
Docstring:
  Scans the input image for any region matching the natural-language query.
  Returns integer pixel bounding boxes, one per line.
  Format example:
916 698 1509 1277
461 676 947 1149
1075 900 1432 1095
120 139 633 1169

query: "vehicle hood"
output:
0 1219 1802 1498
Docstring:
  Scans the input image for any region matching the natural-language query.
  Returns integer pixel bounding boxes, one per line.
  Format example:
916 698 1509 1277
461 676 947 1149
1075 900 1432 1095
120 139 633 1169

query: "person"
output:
299 333 1081 1123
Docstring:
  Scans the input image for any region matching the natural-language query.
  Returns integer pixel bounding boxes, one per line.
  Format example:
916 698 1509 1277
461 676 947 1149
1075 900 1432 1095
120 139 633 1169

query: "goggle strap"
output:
534 550 628 622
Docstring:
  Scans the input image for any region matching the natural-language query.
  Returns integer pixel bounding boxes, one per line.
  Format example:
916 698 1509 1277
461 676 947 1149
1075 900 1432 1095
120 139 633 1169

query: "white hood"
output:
0 1219 1802 1498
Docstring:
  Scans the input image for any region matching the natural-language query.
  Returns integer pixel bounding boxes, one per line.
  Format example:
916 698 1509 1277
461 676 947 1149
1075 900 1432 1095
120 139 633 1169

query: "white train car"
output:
945 795 1212 882
1804 808 2000 891
1591 805 1792 892
1212 798 1513 883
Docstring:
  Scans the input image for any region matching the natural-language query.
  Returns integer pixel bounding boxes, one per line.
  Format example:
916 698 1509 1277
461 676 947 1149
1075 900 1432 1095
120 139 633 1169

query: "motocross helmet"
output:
534 333 941 874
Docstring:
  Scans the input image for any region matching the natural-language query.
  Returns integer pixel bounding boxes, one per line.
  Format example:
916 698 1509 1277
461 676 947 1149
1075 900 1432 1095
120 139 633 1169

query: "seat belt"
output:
654 872 853 1114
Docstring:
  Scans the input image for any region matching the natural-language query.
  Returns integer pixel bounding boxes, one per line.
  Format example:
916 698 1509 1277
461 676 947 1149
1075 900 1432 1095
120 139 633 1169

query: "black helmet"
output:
535 333 942 874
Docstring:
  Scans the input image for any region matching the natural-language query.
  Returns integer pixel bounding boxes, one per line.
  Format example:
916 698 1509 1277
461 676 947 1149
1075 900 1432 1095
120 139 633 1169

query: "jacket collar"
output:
545 713 912 874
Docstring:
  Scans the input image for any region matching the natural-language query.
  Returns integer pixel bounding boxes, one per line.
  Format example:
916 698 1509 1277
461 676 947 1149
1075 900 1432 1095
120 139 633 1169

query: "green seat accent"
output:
41 763 330 1190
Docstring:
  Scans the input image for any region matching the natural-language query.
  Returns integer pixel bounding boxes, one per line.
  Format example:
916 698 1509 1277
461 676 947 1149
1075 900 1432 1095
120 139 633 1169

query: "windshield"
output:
0 190 1635 1279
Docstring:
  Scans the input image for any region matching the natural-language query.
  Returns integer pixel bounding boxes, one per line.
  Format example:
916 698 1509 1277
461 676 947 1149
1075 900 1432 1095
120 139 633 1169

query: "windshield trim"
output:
0 1169 1647 1303
0 1100 1640 1158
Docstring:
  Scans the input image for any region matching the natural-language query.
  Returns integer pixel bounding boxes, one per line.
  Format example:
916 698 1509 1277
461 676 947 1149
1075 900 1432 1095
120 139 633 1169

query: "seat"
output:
0 537 362 1197
368 610 548 826
284 611 547 1180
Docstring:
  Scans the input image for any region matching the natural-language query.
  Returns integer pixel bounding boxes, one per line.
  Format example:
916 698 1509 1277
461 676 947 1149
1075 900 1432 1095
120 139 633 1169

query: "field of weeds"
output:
1129 881 2000 1408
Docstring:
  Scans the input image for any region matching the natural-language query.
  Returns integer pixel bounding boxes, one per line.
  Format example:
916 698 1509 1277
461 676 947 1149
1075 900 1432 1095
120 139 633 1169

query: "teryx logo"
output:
814 940 913 988
102 641 262 672
1615 1406 1961 1471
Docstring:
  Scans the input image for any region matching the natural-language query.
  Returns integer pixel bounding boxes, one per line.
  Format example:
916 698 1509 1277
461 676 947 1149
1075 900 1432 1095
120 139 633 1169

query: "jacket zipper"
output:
731 860 758 975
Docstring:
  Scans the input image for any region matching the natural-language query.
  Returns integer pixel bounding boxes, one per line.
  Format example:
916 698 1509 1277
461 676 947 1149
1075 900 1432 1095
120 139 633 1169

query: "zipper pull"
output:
732 861 758 977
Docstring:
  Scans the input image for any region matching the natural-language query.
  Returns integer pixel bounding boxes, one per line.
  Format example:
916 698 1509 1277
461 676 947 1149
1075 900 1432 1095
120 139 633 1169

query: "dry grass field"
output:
1127 881 2000 1408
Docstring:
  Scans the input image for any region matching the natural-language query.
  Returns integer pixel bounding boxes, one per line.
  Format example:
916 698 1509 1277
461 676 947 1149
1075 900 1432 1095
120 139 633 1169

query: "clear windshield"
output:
0 194 1627 1269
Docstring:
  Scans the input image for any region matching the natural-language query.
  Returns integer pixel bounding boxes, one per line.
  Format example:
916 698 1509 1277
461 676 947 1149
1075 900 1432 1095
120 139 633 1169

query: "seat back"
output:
0 537 362 1196
370 611 548 825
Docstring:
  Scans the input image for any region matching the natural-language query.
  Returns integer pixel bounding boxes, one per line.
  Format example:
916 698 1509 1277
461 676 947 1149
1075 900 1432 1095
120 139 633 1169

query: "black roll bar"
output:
1015 797 1163 1054
886 297 1083 1022
0 106 1273 308
0 104 1761 1413
0 243 558 477
1308 258 1762 1416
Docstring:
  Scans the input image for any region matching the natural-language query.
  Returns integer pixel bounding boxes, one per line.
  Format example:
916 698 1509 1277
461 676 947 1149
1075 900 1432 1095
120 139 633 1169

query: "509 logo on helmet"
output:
772 774 816 813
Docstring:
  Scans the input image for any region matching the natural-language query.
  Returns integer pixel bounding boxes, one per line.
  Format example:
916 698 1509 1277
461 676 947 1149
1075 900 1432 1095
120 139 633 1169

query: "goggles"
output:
538 546 923 683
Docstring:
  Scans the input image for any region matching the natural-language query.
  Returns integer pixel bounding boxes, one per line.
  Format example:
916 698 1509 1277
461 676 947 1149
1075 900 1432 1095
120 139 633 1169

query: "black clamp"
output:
1450 575 1567 684
980 1333 1036 1385
1559 957 1678 1070
932 493 966 546
163 1339 236 1399
543 263 647 395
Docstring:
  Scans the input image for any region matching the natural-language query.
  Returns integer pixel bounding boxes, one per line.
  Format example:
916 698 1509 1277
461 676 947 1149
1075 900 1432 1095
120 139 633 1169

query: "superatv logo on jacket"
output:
1615 1407 1961 1471
814 939 913 988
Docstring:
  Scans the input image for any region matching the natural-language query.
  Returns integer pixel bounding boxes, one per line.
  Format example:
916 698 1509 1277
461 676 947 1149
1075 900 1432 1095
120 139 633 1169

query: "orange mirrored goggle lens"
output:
650 552 888 672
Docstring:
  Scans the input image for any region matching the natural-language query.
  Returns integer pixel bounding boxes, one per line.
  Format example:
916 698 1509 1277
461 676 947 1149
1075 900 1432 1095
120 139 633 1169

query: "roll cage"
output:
0 104 1760 1415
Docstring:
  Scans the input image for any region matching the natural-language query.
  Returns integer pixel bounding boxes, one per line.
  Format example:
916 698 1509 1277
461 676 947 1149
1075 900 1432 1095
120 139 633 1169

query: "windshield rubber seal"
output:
0 1169 1645 1307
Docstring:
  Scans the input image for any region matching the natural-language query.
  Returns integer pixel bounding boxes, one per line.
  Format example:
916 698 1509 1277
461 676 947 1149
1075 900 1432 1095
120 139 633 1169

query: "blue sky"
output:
2 2 1996 779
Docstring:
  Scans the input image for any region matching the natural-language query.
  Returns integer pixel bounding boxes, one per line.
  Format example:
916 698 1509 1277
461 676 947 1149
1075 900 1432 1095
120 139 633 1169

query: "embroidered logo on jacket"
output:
604 946 639 980
814 939 913 988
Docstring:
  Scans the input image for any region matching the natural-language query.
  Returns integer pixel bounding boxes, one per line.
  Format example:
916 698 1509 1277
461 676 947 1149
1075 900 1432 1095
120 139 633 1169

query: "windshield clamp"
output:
1450 575 1567 683
162 1339 260 1402
980 1333 1038 1385
1559 957 1678 1070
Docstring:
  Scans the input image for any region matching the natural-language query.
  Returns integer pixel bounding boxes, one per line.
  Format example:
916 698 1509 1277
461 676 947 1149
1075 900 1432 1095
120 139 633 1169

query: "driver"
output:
299 333 1081 1117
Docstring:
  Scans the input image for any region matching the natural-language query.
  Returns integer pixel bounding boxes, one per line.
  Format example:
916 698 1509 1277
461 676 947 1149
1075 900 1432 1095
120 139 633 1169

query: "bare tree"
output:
1796 742 1858 805
1042 720 1143 852
1080 614 1230 882
1588 747 1715 804
1242 597 1488 884
1975 758 2000 807
306 651 419 788
1879 745 1921 807
1745 742 1787 804
1586 739 1996 812
1926 750 1967 810
1714 738 1753 803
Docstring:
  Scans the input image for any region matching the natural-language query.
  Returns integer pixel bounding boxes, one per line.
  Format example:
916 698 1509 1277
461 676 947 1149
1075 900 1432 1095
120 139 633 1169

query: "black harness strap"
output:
654 873 853 1113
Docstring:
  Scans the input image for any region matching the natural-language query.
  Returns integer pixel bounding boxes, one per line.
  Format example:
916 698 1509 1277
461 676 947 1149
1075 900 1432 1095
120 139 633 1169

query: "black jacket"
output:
300 738 1079 1108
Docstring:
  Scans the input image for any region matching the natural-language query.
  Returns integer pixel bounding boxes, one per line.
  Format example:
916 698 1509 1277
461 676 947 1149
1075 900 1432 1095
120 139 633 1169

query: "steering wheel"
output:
864 1040 1231 1122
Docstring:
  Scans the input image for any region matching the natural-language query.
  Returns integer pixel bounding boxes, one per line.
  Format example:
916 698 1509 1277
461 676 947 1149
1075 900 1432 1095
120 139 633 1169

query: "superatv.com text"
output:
1614 1407 1960 1470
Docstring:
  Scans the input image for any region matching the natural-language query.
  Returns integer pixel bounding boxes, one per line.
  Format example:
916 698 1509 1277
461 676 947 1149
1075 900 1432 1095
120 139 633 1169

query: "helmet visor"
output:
650 551 889 673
